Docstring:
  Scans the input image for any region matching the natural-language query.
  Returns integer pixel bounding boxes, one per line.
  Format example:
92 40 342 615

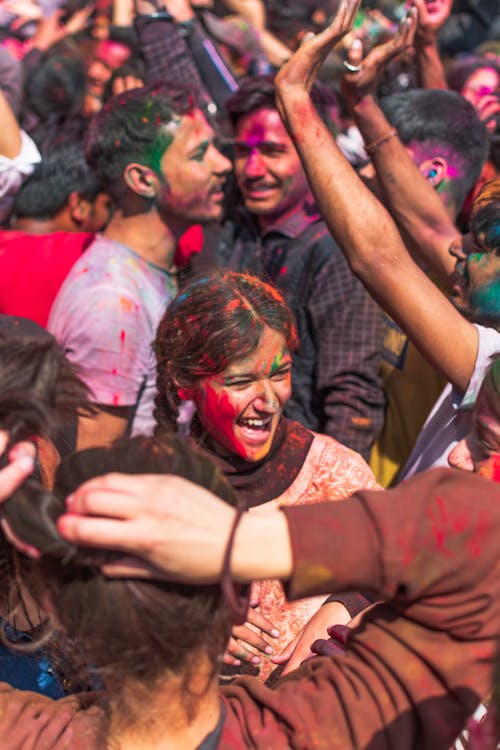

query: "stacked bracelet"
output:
364 128 397 156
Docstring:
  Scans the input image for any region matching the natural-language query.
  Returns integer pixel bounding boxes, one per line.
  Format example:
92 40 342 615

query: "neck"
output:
10 215 76 234
107 657 221 750
104 208 178 272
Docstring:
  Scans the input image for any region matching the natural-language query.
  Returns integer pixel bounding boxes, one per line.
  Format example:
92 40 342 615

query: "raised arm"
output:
274 0 478 393
412 0 450 90
338 13 460 287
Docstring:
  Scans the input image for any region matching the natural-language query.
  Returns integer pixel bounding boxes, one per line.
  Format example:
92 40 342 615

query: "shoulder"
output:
281 432 379 505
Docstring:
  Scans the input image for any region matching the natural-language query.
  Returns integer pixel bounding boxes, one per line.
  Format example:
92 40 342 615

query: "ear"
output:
67 190 90 226
419 157 448 188
123 163 160 199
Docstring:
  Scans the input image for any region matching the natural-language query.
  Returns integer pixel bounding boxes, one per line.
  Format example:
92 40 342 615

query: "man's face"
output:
233 107 312 228
155 109 232 230
87 41 131 98
449 233 500 326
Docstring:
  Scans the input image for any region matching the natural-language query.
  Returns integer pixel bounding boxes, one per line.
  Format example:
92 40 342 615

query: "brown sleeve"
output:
221 470 500 750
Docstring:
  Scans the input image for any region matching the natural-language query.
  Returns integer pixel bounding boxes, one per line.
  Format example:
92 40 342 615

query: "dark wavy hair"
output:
153 270 298 440
8 435 236 718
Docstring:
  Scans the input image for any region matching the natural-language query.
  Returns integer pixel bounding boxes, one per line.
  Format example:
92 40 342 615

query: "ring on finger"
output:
343 60 362 73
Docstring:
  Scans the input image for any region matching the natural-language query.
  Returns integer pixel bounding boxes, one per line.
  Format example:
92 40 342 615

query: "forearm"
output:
232 509 293 582
277 89 406 284
414 39 447 89
349 93 458 284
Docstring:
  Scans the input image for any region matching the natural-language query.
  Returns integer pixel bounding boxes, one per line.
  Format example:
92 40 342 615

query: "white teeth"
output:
240 418 269 428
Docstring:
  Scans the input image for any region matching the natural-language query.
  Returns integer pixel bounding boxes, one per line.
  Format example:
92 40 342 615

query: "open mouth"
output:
237 415 274 440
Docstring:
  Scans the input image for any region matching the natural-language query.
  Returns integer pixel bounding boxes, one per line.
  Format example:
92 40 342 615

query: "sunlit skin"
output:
156 109 232 232
233 108 314 231
190 326 292 462
448 388 500 473
449 233 500 326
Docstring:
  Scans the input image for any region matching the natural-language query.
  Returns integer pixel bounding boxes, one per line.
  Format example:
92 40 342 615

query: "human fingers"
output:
271 631 300 665
246 605 280 639
276 0 363 93
1 518 40 559
65 473 158 518
310 637 346 658
0 441 35 504
326 623 351 645
232 623 274 656
224 635 261 665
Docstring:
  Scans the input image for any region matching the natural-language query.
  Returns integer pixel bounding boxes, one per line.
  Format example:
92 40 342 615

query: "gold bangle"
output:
365 128 397 156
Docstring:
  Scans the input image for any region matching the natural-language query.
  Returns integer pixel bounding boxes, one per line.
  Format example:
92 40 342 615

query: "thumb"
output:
346 37 363 66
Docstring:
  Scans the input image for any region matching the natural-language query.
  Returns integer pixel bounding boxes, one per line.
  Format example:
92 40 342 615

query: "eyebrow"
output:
234 140 288 150
188 139 210 157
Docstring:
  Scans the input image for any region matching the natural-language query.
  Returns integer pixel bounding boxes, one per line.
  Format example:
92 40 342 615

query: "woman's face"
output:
448 386 500 473
191 326 292 462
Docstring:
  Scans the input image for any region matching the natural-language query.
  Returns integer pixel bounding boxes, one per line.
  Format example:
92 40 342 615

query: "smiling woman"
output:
153 270 378 680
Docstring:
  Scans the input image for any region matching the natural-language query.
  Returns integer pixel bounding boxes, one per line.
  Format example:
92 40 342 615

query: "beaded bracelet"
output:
365 128 397 156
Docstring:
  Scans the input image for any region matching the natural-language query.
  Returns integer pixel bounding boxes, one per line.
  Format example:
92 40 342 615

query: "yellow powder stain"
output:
120 297 134 312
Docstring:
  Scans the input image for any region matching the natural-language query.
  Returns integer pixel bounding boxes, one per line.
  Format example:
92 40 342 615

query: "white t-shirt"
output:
401 325 500 480
48 235 177 436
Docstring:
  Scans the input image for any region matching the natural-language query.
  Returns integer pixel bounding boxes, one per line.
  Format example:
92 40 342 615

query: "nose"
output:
244 149 267 179
212 147 232 177
254 379 279 411
448 238 467 262
448 437 475 472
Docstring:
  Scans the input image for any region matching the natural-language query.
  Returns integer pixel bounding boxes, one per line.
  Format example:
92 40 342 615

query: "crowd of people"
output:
0 0 499 747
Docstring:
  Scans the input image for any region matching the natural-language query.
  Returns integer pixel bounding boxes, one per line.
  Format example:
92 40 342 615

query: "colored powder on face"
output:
470 279 500 321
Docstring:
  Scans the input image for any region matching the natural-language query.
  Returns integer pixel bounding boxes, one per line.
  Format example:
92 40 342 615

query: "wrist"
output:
232 511 292 582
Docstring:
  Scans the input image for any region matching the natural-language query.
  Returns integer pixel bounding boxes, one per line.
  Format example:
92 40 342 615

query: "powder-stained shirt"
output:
48 235 177 436
401 324 500 480
215 215 386 460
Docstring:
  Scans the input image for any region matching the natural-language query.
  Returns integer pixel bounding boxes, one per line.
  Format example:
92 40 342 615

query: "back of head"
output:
380 89 489 210
447 55 500 95
8 435 235 709
226 74 339 135
25 53 86 125
85 81 197 203
12 143 100 221
154 270 297 437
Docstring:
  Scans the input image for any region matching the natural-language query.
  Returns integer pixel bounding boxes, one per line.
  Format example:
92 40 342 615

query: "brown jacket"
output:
2 469 500 749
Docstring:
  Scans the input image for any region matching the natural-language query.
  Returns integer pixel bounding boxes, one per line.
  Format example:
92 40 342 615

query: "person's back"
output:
0 143 111 327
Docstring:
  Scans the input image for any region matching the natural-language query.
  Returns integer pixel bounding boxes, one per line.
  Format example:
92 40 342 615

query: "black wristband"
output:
139 10 175 22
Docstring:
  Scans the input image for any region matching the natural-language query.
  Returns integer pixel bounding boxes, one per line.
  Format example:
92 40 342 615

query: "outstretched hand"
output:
340 6 417 106
413 0 452 45
57 473 236 584
275 0 363 109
